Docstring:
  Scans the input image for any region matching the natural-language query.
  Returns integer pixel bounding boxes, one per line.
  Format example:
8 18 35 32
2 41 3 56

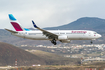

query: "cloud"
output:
0 0 105 29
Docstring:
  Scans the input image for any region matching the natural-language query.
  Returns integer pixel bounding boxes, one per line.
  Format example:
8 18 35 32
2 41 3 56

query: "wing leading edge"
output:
32 20 58 39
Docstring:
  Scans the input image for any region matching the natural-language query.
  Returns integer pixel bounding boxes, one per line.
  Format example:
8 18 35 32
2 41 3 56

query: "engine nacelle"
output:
60 40 71 43
58 35 68 40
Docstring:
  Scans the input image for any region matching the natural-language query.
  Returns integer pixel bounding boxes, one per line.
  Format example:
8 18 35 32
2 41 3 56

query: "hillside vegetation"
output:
0 42 80 66
29 50 80 65
0 42 46 66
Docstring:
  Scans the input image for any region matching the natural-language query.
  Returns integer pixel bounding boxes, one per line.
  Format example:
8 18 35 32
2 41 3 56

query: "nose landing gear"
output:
91 40 93 44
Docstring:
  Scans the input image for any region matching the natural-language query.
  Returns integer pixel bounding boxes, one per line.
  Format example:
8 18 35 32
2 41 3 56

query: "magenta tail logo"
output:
11 22 23 31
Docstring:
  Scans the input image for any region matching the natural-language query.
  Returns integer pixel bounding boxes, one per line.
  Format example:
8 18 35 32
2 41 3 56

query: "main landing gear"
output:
51 39 57 45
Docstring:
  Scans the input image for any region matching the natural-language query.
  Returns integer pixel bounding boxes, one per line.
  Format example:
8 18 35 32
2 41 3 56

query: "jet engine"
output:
58 35 68 40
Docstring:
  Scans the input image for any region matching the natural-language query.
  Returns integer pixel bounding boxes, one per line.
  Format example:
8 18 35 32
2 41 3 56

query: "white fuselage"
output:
12 30 101 40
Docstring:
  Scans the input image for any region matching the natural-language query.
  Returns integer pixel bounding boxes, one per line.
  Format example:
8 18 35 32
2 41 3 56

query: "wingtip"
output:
32 20 38 28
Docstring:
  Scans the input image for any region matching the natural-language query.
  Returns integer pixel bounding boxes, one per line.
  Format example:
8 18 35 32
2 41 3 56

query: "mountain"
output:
0 42 80 66
44 17 105 31
0 42 46 66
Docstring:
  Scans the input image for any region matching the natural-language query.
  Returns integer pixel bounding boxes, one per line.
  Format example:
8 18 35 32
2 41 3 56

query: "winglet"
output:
32 20 38 28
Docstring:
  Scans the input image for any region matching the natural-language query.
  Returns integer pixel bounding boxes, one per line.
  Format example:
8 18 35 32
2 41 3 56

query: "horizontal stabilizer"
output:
5 28 18 33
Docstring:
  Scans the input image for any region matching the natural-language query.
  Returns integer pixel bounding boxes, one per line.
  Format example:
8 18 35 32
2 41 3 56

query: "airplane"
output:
5 14 102 45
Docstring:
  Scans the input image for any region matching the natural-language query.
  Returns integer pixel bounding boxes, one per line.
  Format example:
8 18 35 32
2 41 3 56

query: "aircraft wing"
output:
32 21 58 39
5 28 18 33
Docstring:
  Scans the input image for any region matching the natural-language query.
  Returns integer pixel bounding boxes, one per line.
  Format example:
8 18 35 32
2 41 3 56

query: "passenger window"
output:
60 33 65 34
94 33 96 34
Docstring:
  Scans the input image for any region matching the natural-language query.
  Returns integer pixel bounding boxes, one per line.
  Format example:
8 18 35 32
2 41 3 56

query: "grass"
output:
28 50 80 65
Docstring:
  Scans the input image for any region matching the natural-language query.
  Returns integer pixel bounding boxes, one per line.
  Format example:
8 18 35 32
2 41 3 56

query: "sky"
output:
0 0 105 29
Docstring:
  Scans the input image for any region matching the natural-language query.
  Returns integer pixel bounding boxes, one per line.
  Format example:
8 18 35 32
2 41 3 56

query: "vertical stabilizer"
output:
9 14 24 31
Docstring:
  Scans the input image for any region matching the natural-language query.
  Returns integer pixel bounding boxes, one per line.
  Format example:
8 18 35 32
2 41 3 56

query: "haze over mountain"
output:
44 17 105 31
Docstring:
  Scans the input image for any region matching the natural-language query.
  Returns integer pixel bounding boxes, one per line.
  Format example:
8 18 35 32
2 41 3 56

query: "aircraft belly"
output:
12 33 24 38
25 34 48 40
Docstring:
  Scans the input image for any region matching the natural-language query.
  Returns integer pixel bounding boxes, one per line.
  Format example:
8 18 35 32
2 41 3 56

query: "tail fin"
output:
9 14 24 31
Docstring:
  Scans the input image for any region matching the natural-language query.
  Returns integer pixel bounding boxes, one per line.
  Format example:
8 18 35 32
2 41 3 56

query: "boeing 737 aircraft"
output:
5 14 102 45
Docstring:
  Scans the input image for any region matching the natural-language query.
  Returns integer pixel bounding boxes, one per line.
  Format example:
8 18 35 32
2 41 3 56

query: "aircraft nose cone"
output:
98 34 102 38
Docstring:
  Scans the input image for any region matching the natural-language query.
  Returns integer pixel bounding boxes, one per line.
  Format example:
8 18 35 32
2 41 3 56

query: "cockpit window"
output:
94 32 97 34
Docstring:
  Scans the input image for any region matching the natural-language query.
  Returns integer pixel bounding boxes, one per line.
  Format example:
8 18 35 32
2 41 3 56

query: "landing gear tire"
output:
91 41 93 44
53 42 57 45
51 39 57 45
